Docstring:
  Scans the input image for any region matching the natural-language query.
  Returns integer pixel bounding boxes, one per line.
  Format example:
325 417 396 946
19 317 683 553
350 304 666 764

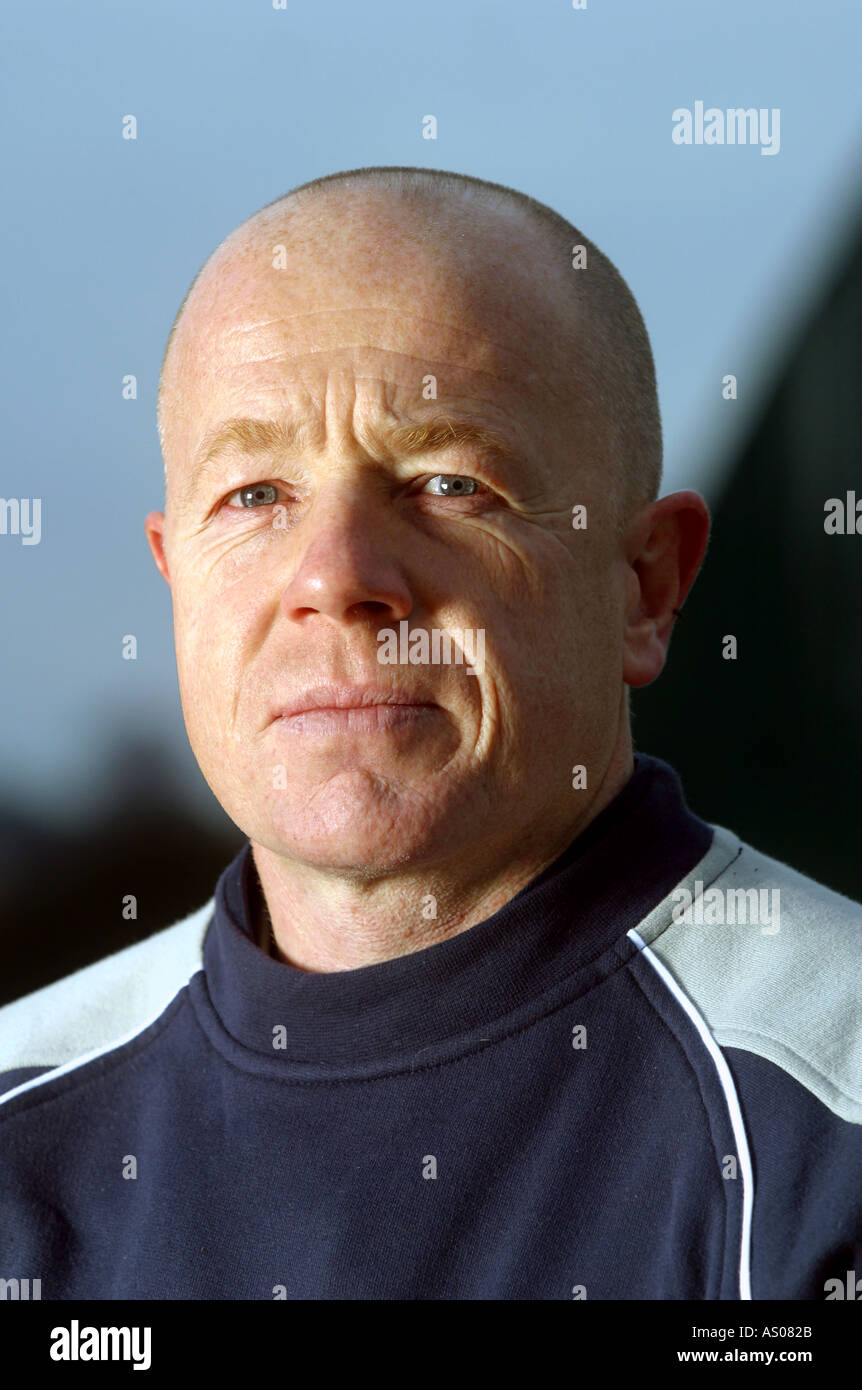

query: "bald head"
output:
156 167 662 524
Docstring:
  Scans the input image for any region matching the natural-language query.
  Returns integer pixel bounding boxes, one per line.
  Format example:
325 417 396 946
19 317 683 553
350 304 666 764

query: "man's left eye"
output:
227 484 280 508
421 475 479 497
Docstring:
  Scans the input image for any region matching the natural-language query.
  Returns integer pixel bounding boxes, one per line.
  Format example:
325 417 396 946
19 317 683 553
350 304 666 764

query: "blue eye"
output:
230 484 279 508
423 475 478 496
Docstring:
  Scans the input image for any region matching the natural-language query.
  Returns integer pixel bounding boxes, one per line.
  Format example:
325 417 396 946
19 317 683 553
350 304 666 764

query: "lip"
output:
272 684 439 722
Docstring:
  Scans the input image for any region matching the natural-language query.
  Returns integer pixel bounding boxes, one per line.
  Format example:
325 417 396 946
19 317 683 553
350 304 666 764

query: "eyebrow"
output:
184 413 516 503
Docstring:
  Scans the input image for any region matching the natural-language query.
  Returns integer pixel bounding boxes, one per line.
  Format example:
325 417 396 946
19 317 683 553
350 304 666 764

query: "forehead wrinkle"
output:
175 281 585 443
220 303 532 336
222 318 286 336
214 303 557 366
213 345 514 385
196 344 570 416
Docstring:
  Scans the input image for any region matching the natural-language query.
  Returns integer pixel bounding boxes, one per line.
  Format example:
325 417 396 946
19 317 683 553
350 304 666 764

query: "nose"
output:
279 483 414 627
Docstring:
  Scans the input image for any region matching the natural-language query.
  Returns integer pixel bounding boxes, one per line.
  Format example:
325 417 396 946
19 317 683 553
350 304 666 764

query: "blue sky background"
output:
2 0 861 825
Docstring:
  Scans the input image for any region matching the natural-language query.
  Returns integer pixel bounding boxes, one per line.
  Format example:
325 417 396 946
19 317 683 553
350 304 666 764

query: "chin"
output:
249 776 455 875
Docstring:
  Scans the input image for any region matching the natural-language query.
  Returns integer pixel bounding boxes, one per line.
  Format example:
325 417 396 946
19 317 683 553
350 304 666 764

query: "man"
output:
1 167 859 1300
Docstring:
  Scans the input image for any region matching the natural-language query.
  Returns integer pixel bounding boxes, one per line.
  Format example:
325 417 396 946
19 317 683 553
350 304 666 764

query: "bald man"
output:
1 168 860 1302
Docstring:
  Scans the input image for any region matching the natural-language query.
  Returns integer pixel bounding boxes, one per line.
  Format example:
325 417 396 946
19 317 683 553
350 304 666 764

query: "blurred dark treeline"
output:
2 215 861 1006
633 212 862 900
0 743 244 1007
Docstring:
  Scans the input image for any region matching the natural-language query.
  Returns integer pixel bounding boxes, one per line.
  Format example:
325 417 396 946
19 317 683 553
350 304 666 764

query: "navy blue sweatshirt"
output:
1 753 861 1300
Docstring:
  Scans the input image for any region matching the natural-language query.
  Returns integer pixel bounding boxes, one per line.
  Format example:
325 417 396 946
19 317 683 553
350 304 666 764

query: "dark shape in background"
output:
2 218 861 1006
0 738 244 1007
633 211 862 901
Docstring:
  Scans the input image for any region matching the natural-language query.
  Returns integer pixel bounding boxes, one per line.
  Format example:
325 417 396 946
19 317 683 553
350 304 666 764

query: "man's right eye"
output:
226 483 281 508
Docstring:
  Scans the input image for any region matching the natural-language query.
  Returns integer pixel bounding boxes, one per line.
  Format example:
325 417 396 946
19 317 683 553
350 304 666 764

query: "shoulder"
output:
632 826 862 1122
0 898 214 1102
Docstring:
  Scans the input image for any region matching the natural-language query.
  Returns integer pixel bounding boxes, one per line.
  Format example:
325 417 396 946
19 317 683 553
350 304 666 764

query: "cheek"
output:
501 570 621 717
172 585 252 728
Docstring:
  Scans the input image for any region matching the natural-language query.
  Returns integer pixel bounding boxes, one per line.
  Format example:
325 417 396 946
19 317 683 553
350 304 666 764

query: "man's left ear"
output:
621 490 710 689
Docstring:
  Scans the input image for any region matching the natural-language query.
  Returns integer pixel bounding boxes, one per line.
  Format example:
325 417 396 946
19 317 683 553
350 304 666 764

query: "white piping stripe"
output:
627 927 754 1301
0 966 203 1109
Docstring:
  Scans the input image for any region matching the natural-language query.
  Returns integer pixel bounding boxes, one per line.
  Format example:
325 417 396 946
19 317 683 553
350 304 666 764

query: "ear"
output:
145 511 171 585
622 490 710 689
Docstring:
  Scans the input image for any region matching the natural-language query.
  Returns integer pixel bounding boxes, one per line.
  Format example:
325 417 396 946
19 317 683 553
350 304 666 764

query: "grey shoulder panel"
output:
637 826 862 1123
0 900 214 1095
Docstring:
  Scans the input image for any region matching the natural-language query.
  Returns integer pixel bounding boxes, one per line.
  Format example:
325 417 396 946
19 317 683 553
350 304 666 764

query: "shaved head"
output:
157 167 662 525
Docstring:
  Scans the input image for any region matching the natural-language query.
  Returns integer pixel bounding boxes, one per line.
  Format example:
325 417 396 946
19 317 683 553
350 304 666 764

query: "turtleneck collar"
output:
198 752 712 1077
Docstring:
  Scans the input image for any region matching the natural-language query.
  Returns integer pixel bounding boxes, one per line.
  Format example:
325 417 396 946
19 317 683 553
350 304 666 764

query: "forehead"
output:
162 191 595 471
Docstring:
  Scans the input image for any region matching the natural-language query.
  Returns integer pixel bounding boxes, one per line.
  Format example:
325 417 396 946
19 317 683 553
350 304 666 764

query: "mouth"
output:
271 684 441 735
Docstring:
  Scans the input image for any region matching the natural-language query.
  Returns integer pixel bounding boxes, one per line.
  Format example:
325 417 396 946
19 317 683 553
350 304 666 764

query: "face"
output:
148 191 629 877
